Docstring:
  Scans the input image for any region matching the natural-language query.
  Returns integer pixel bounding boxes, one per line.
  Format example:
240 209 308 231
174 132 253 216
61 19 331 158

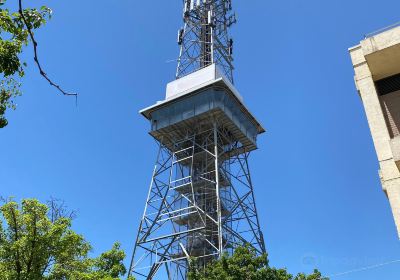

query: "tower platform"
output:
140 64 265 153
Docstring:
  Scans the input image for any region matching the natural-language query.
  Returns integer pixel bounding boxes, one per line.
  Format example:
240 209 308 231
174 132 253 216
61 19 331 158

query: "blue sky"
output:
1 0 400 279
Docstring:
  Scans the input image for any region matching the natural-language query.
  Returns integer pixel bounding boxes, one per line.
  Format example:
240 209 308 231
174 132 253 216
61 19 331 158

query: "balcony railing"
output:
365 21 400 39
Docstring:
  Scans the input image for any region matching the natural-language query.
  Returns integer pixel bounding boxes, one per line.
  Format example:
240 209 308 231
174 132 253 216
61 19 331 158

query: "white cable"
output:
316 259 400 279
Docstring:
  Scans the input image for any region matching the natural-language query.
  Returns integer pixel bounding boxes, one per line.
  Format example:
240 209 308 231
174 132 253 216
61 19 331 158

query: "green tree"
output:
0 198 134 280
0 0 76 128
188 245 328 280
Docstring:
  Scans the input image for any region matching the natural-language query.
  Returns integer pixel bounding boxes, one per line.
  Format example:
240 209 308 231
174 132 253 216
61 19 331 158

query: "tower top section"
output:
176 0 236 83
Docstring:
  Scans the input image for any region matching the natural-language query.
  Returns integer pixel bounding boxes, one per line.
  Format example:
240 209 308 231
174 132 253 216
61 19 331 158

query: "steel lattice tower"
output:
128 1 266 279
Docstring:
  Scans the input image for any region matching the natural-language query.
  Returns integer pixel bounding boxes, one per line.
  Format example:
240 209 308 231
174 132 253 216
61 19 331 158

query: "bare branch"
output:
46 197 76 222
0 196 14 205
18 0 78 102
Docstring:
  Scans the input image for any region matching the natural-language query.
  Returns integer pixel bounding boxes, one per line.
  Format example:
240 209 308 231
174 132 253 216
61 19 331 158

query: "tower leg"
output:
214 122 223 256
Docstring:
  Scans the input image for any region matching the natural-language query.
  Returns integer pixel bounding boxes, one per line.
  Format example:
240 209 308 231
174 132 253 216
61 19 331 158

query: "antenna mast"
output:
176 0 236 83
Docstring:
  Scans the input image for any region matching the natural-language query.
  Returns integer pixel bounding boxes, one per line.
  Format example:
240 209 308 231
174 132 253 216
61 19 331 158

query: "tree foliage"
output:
0 198 134 280
0 0 52 128
188 245 328 280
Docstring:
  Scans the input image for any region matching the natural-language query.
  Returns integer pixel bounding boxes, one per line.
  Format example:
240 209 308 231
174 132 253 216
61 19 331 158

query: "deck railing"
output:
365 21 400 38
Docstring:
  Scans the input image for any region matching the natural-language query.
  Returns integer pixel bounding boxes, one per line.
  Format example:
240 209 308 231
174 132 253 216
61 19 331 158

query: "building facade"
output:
349 24 400 238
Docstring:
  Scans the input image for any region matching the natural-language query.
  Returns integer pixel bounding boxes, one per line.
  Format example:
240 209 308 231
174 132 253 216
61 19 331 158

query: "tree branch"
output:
26 212 37 275
47 197 76 222
18 0 78 102
10 207 22 280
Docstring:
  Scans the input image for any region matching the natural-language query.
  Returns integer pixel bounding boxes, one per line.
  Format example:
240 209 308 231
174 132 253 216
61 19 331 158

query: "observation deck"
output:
140 64 265 152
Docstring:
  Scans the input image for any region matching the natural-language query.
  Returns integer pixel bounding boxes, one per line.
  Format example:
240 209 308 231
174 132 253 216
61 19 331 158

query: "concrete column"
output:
351 52 393 163
384 179 400 237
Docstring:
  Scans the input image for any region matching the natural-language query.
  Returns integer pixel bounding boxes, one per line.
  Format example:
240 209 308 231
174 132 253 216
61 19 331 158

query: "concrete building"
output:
349 23 400 238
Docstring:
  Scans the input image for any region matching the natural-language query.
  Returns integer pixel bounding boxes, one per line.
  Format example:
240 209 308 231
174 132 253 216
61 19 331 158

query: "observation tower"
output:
129 1 266 279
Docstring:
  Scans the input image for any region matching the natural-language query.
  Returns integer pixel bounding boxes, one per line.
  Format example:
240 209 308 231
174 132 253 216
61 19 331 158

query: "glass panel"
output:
149 87 259 145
